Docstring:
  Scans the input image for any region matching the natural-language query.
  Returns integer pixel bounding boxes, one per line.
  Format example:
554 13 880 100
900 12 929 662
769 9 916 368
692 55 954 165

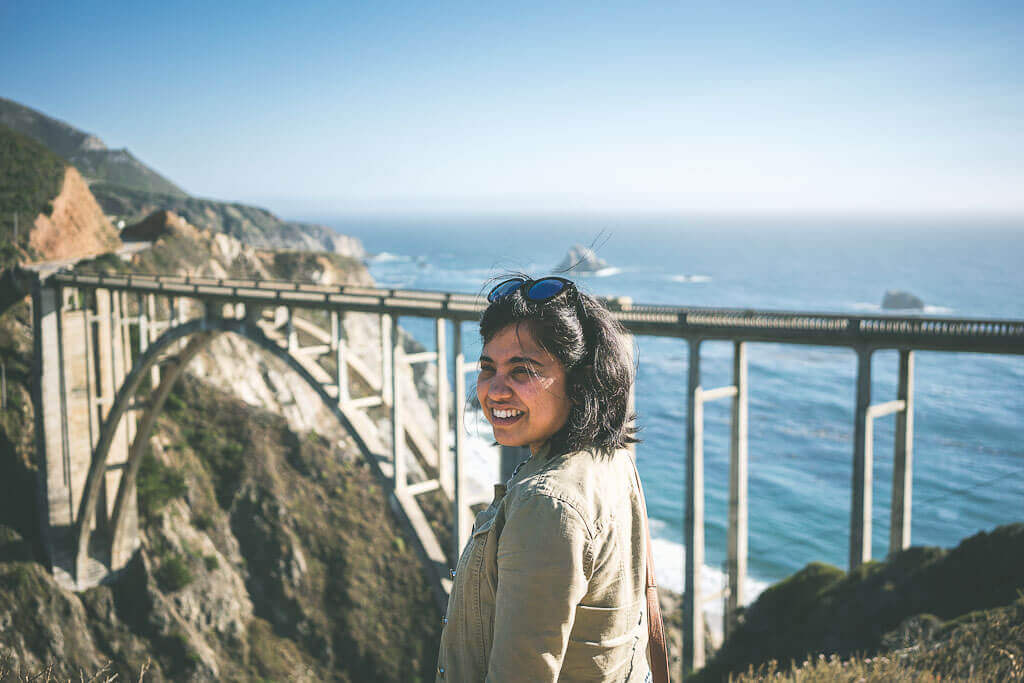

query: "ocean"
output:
314 214 1023 624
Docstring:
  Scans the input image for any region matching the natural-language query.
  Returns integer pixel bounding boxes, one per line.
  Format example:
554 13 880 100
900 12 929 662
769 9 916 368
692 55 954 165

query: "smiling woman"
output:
436 275 670 683
477 324 572 454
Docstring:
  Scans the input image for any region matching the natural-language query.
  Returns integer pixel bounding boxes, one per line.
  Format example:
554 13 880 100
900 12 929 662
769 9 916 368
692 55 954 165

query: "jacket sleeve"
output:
486 492 591 682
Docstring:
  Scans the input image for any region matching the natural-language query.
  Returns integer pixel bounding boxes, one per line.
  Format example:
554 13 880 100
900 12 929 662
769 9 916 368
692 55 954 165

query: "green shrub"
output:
136 453 187 522
155 554 194 592
203 555 219 572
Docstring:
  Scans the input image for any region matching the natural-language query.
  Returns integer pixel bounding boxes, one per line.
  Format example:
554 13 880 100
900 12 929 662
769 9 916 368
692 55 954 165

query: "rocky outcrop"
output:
27 167 121 263
94 183 364 257
555 244 611 274
882 290 925 310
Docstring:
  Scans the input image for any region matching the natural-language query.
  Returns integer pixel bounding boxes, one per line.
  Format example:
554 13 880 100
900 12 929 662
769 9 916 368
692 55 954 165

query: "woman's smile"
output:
477 323 571 455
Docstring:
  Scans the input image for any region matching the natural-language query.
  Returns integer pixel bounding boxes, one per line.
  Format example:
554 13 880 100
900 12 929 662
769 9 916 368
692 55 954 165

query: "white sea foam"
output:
591 266 623 277
367 251 411 263
669 274 712 283
851 301 954 315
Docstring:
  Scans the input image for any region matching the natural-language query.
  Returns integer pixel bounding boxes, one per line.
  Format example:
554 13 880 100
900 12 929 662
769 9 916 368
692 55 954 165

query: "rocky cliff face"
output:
27 167 121 262
95 183 364 257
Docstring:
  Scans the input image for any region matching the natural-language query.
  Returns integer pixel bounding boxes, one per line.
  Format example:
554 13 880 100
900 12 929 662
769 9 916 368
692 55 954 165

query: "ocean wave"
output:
366 251 411 263
669 274 712 283
850 301 955 315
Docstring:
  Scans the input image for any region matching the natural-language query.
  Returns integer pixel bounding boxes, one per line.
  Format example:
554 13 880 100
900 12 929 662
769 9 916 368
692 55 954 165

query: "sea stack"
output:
555 244 610 274
882 290 925 310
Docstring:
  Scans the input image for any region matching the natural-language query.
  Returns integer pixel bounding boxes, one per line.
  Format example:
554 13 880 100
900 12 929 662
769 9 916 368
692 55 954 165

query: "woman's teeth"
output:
492 408 523 419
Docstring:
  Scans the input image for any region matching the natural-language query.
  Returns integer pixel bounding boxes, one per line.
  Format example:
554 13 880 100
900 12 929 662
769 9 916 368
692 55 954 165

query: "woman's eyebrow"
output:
478 354 544 367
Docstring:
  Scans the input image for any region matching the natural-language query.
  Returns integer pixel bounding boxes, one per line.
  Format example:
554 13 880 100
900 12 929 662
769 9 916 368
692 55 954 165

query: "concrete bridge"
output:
26 269 1024 675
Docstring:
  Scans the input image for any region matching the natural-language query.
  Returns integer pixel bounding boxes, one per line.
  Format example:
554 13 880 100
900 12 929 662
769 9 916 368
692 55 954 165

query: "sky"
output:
2 0 1023 217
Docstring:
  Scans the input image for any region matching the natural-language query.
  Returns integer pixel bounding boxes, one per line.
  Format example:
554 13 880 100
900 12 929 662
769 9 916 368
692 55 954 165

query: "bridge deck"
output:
51 272 1024 354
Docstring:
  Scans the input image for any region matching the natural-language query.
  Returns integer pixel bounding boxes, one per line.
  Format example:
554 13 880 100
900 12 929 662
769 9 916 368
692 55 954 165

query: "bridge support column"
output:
684 338 705 675
726 341 749 639
381 314 393 404
436 319 451 496
34 284 72 540
104 291 133 525
146 295 160 388
392 316 406 491
334 312 349 404
452 321 470 558
850 348 874 569
286 307 297 352
890 350 915 554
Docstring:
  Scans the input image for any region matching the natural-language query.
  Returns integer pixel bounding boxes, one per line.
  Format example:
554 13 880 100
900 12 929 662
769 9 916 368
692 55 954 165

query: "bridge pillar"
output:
726 341 749 639
380 314 393 404
392 316 406 491
850 347 874 569
683 338 705 675
452 320 470 558
335 312 349 403
146 294 160 388
34 284 72 551
436 318 451 496
890 350 915 554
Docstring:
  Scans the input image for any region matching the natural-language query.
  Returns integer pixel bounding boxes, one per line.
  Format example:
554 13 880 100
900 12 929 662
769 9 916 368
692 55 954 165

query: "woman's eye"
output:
510 367 530 378
478 366 495 377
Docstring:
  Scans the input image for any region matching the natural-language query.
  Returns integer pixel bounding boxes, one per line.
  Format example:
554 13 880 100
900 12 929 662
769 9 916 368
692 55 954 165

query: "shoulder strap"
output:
630 456 672 683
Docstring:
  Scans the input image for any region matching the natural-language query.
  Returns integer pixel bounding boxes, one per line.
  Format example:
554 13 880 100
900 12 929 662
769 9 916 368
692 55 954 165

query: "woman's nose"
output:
487 373 513 398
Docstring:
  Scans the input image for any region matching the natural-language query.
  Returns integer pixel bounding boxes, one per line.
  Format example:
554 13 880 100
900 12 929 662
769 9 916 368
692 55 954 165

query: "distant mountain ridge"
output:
0 97 362 257
0 97 187 197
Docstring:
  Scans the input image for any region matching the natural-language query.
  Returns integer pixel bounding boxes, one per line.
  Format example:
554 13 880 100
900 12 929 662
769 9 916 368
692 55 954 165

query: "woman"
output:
437 276 667 682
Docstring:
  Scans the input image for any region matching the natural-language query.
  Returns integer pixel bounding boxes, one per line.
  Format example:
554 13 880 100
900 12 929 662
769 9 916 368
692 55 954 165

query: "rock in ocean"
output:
882 290 925 310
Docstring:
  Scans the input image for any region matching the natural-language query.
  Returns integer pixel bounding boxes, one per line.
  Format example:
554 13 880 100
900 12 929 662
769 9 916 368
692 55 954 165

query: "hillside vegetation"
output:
0 124 65 268
0 97 186 197
692 523 1024 681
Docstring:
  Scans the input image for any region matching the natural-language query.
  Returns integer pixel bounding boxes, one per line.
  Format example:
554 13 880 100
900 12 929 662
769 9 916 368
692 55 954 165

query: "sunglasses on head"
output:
486 276 576 304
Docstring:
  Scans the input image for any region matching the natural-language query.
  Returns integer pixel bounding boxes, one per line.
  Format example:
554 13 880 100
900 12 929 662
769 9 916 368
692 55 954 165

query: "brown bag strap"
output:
630 456 672 683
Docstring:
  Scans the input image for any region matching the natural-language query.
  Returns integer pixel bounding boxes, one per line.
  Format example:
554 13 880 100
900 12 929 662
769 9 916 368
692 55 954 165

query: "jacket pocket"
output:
562 600 644 680
570 599 643 647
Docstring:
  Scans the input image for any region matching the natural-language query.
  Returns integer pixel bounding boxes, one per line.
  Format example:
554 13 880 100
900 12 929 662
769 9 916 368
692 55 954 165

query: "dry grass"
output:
0 654 150 682
729 595 1024 682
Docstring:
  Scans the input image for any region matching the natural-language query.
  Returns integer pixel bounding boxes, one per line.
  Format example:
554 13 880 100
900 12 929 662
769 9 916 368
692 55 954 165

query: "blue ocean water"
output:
318 215 1024 594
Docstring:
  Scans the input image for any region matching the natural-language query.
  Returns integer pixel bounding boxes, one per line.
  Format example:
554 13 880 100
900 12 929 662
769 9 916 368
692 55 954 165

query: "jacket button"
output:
449 568 456 578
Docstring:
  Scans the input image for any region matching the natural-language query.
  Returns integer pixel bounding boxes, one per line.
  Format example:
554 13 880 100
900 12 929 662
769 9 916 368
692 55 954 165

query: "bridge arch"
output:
73 313 377 580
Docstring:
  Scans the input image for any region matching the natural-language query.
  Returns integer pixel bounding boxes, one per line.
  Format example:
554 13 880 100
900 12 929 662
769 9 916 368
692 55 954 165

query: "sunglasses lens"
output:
526 278 567 301
488 278 526 302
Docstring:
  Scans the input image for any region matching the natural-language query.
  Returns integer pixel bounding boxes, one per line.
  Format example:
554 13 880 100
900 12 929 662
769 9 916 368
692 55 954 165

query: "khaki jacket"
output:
437 444 650 682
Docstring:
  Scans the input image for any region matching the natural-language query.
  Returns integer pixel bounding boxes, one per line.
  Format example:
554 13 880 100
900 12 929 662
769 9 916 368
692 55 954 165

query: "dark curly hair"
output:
479 276 638 457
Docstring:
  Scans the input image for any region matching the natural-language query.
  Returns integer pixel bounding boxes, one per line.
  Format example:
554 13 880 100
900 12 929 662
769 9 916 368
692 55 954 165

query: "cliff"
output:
27 166 121 263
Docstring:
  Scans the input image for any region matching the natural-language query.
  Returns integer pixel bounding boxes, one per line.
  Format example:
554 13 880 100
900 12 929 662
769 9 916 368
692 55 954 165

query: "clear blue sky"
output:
2 1 1022 216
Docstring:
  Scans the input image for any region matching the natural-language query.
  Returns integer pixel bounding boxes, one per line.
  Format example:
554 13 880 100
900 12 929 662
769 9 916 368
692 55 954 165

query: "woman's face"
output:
477 323 571 455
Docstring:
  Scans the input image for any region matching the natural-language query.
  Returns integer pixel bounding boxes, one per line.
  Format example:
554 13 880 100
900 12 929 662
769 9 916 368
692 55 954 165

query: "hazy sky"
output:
2 1 1022 216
